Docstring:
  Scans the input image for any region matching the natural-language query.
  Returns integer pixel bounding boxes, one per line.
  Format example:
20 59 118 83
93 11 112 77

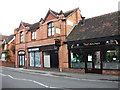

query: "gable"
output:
44 13 57 22
17 22 31 31
19 24 25 30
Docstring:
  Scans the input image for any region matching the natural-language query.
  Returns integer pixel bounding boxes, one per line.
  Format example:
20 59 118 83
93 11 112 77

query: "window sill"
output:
20 42 24 44
31 39 36 41
47 36 55 38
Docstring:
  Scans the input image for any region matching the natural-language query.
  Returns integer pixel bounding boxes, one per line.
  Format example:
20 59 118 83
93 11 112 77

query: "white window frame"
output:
20 31 24 42
48 22 54 37
32 31 36 40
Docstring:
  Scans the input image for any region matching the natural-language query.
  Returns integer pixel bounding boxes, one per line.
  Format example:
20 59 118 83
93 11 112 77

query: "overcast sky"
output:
0 0 119 35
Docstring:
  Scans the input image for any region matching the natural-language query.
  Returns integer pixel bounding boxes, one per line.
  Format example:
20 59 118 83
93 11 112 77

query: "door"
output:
50 50 59 68
85 51 102 74
19 55 25 67
44 51 50 68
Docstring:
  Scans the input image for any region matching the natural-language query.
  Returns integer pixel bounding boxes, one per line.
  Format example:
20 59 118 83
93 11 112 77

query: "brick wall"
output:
0 61 15 67
26 67 60 72
45 13 56 22
59 44 69 68
15 8 82 70
62 68 85 73
102 70 120 75
66 9 82 34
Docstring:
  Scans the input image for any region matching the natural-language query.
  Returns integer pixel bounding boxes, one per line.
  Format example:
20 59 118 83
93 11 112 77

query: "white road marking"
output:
2 67 119 83
63 76 119 83
0 73 7 76
38 73 119 83
0 73 58 88
33 81 49 88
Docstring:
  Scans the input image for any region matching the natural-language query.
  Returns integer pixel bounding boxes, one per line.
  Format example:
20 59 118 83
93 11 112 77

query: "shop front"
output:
40 45 59 68
28 48 40 67
68 37 120 74
66 11 120 74
27 44 59 69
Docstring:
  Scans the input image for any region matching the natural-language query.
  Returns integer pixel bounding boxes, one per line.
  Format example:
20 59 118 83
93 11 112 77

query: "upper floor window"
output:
20 31 24 43
48 22 54 37
32 31 36 40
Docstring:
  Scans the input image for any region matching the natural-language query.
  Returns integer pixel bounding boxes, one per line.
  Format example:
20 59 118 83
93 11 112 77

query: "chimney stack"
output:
81 17 85 25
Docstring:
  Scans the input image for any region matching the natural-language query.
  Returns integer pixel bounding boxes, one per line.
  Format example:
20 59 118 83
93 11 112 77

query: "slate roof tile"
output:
66 11 119 42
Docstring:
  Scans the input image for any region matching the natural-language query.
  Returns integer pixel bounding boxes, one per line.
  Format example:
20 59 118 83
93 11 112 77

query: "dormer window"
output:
20 31 24 43
32 31 36 40
48 22 54 37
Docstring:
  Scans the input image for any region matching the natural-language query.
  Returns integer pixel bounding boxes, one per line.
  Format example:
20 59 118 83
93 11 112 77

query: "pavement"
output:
1 66 119 82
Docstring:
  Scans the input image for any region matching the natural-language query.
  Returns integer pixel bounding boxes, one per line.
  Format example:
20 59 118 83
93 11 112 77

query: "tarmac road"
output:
0 67 119 89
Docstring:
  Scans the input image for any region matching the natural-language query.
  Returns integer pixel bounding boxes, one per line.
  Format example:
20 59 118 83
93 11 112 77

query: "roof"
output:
5 34 15 44
64 8 79 17
50 9 59 15
28 22 40 31
21 21 31 27
17 21 31 31
0 35 8 41
66 11 120 42
43 8 80 22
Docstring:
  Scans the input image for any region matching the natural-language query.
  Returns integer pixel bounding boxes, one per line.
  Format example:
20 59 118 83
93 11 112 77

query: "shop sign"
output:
83 42 100 46
70 40 119 49
83 40 119 46
28 48 39 52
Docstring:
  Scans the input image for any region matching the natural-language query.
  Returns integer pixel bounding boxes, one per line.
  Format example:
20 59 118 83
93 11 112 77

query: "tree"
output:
10 45 15 54
5 49 11 62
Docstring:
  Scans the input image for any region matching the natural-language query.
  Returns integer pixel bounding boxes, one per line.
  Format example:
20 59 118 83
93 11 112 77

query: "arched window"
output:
18 51 25 55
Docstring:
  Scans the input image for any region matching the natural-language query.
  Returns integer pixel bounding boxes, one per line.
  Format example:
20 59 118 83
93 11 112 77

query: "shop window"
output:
30 52 34 67
29 52 40 67
103 50 119 69
48 22 54 37
70 50 85 69
32 31 36 40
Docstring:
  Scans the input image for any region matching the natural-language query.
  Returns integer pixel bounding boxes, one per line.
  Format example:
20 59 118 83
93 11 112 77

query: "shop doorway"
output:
18 51 25 67
44 50 59 68
85 50 102 74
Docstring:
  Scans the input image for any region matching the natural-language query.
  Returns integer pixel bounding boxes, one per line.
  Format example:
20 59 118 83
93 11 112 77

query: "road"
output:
0 67 119 89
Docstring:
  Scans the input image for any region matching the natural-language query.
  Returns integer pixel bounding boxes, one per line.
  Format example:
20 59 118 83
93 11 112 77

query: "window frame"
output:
31 31 36 40
29 51 40 67
20 31 24 43
47 22 54 37
69 50 85 69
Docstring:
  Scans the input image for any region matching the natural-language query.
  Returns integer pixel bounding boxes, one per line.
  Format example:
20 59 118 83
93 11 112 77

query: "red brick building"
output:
0 34 8 59
15 8 82 70
0 34 15 67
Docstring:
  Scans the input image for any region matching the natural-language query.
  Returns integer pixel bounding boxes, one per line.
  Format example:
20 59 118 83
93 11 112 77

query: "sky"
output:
0 0 119 36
